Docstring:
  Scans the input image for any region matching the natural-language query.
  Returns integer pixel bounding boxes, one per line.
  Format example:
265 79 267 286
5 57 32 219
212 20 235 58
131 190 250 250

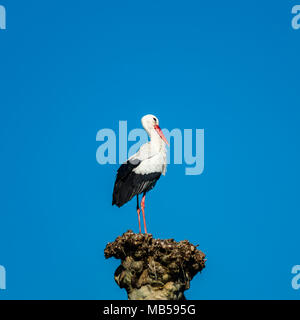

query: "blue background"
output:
0 0 300 299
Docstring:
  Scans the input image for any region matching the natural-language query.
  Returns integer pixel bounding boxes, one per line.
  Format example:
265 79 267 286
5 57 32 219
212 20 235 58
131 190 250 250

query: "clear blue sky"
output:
0 0 300 299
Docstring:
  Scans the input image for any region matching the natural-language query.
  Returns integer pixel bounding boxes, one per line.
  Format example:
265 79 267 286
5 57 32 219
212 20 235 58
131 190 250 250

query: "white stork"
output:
112 114 169 233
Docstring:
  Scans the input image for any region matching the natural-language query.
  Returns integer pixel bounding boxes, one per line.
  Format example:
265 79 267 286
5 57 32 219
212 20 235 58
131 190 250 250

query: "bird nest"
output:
104 230 206 300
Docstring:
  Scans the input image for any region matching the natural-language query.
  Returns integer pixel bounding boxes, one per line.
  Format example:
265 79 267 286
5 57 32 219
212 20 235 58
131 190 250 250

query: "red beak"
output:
154 125 169 146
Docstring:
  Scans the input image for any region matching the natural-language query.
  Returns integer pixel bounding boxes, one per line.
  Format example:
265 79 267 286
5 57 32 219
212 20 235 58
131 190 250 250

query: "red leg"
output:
141 193 148 234
136 195 141 233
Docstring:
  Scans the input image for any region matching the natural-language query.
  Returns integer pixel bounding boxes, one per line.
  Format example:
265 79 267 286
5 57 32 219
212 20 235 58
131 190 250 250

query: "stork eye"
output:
153 117 156 122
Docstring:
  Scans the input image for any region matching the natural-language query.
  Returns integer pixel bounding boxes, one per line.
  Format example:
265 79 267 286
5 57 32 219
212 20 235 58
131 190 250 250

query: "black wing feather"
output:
112 160 161 207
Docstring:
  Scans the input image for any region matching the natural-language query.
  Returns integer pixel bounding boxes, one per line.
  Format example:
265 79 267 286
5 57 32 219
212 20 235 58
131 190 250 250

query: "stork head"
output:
141 114 169 146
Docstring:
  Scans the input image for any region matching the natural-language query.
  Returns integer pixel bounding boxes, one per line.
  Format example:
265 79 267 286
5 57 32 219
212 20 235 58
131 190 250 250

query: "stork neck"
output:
148 128 164 151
